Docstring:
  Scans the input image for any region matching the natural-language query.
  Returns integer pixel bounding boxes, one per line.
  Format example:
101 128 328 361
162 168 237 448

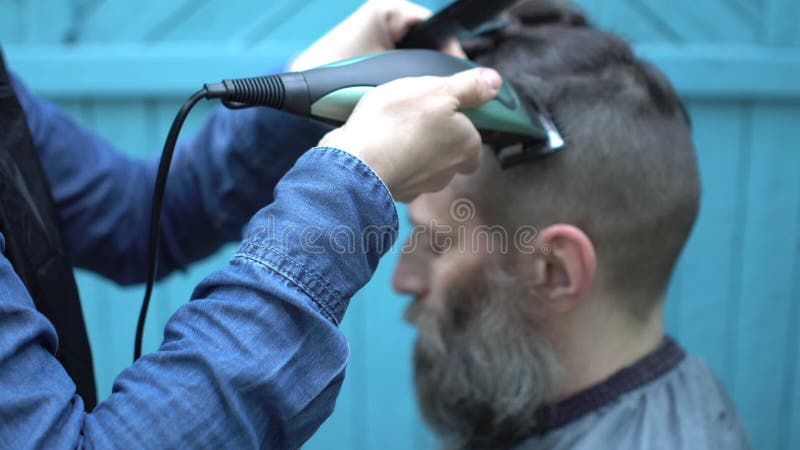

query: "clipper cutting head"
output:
482 81 566 169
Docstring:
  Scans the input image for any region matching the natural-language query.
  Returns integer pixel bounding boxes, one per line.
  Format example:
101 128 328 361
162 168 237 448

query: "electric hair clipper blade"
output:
480 81 565 169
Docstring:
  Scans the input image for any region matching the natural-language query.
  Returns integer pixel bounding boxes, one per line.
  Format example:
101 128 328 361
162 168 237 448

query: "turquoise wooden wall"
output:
2 1 800 449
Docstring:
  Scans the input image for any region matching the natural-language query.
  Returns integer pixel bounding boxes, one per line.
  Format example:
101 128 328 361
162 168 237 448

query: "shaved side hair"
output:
463 1 701 318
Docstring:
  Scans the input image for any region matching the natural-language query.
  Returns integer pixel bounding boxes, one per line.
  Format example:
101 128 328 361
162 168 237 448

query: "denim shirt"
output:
0 75 398 448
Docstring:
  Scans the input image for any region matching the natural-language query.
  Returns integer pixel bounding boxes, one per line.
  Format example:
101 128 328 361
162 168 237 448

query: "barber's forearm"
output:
234 146 398 324
0 147 397 448
87 146 397 447
84 266 350 449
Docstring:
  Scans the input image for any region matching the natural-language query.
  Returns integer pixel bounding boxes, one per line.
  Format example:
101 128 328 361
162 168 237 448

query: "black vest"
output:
0 49 97 409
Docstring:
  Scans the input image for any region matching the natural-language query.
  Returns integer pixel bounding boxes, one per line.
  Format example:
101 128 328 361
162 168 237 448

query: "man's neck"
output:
546 298 665 402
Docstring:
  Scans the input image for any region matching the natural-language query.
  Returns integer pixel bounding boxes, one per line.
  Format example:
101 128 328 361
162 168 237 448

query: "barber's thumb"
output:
447 68 502 109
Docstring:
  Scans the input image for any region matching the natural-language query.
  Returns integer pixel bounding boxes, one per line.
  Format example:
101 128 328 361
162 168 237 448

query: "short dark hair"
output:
462 0 701 318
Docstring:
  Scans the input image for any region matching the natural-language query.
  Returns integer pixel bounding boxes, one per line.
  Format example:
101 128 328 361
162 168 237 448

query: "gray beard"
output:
408 269 562 450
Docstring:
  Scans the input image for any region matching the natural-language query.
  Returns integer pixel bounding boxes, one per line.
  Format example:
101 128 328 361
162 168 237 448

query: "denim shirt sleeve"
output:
0 147 398 449
12 73 330 285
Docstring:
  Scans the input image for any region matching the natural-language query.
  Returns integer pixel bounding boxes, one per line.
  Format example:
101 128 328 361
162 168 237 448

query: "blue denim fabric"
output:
0 76 398 448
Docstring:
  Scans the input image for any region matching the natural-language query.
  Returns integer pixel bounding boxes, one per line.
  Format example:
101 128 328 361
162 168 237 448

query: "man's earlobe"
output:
531 225 597 314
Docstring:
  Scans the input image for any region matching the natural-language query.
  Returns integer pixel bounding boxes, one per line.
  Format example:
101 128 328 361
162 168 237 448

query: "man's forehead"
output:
410 181 480 225
409 187 458 225
408 147 500 225
409 194 445 225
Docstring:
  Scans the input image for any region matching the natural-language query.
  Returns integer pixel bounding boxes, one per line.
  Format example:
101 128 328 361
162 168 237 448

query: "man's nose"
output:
392 255 429 298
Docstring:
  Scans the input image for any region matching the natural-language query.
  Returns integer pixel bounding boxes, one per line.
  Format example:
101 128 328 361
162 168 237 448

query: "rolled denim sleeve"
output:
0 147 398 449
238 147 398 324
13 73 330 285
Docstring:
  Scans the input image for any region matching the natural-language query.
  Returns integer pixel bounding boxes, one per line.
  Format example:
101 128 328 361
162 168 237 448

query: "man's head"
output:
392 1 700 448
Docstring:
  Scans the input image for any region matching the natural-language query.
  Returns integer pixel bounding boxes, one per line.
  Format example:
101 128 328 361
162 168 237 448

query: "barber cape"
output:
514 338 751 450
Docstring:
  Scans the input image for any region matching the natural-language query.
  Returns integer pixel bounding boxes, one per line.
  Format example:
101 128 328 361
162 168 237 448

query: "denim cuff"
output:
235 147 398 324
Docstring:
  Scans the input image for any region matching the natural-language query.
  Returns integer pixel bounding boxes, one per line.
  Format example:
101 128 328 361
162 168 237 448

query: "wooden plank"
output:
780 111 800 450
82 0 278 44
154 0 294 43
635 43 800 100
140 0 212 43
416 0 454 9
672 101 750 382
76 0 198 43
725 0 761 25
6 43 800 100
232 0 315 49
0 1 24 44
249 0 361 53
631 0 758 43
698 0 761 39
763 0 800 45
786 232 800 449
575 0 617 27
21 0 72 44
733 101 800 450
258 0 458 55
611 0 684 42
4 44 289 97
360 210 437 450
230 0 298 45
75 0 451 45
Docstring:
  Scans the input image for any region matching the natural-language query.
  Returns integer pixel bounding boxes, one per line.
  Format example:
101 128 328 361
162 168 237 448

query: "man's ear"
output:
529 224 597 314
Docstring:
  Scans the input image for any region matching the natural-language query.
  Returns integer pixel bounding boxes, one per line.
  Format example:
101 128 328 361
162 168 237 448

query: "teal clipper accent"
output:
206 49 565 168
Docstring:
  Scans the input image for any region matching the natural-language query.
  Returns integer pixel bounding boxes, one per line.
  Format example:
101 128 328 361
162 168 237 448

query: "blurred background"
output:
2 0 799 448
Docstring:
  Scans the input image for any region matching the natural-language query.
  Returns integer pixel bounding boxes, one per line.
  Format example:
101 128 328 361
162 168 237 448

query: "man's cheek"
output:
439 251 484 285
422 256 474 315
437 254 487 328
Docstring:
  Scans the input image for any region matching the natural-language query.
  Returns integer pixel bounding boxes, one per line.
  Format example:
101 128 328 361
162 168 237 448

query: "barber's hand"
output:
319 68 502 203
290 0 465 72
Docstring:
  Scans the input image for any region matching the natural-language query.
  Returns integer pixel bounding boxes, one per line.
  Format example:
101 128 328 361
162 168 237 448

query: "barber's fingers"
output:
445 68 503 110
439 38 468 59
382 1 468 58
382 0 433 43
451 114 483 174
